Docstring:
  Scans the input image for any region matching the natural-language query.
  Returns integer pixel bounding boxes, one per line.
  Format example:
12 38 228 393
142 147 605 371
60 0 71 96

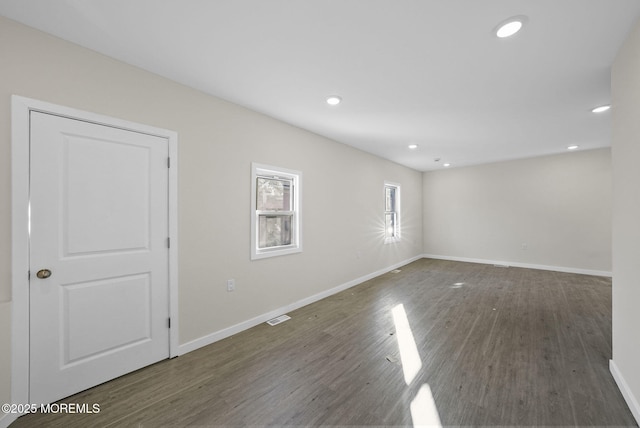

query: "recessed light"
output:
408 144 418 150
443 163 451 167
326 96 342 106
495 16 527 38
591 105 610 113
567 145 579 150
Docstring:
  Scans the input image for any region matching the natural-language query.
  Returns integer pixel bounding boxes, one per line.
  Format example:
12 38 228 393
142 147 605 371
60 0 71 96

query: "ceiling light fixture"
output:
591 105 610 113
495 16 527 38
408 144 418 150
443 163 451 167
567 145 579 150
326 95 342 106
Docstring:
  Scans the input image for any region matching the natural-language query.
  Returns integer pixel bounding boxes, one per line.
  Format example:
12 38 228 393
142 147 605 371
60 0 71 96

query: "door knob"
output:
36 269 52 279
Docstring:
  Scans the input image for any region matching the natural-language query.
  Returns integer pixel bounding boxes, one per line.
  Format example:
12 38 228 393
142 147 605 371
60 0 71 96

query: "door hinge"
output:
167 157 171 168
28 270 31 280
168 317 171 328
167 237 171 248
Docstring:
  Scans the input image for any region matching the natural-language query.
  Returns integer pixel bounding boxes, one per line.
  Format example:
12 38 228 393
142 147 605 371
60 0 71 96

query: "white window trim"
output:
384 181 401 244
251 162 302 260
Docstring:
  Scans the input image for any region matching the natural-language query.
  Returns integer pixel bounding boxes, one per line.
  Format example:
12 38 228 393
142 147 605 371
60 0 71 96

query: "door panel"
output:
29 112 169 404
62 273 151 365
63 135 151 256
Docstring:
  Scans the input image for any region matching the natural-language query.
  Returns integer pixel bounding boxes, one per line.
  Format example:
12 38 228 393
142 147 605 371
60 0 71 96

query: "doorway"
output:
11 96 179 408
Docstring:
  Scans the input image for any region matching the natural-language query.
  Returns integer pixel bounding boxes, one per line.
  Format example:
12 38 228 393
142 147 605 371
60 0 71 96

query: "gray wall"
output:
612 16 640 423
423 149 612 274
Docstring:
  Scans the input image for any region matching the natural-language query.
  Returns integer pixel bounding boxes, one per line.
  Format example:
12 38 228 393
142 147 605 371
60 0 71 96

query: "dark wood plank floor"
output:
11 259 637 427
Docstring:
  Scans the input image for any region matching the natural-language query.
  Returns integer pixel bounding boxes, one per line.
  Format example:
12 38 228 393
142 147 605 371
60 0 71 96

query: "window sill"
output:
251 245 302 260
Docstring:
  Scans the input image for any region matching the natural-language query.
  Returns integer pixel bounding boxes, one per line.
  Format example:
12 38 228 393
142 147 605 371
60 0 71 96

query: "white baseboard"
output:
610 359 640 425
422 254 612 277
178 255 423 356
0 413 17 428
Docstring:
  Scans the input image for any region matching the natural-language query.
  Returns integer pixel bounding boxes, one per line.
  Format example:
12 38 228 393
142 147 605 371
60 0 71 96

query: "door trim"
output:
10 95 179 409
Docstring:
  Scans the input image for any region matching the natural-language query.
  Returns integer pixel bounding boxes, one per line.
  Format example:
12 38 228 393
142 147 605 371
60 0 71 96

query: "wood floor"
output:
11 259 637 427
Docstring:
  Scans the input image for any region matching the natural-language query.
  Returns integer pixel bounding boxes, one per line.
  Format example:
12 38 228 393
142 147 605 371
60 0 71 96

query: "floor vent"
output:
493 264 509 268
266 315 291 326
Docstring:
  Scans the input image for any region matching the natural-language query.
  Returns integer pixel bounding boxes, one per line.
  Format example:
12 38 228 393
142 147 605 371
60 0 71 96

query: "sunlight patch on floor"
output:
410 383 443 427
392 304 422 385
392 304 443 427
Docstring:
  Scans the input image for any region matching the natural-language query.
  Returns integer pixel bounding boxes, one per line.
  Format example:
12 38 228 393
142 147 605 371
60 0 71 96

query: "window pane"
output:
386 186 396 212
258 215 292 248
385 213 396 238
257 177 292 211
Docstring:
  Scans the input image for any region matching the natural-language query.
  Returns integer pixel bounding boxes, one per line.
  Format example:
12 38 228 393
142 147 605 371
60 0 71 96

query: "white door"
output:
29 111 170 404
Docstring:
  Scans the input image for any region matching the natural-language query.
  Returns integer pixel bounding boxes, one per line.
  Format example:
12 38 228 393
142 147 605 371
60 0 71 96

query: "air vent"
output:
266 315 291 326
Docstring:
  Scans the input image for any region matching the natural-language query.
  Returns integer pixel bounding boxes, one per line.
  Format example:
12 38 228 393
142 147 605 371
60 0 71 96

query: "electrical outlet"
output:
227 279 235 292
521 243 528 250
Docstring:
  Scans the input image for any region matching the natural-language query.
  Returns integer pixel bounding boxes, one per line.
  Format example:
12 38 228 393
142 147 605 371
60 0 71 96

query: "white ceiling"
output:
2 1 640 171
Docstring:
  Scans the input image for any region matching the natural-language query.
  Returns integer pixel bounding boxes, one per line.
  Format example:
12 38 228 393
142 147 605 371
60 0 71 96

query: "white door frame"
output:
10 95 179 409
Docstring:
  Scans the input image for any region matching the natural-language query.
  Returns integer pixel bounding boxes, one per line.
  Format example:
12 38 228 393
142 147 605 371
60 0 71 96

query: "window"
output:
385 182 400 243
251 163 302 259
